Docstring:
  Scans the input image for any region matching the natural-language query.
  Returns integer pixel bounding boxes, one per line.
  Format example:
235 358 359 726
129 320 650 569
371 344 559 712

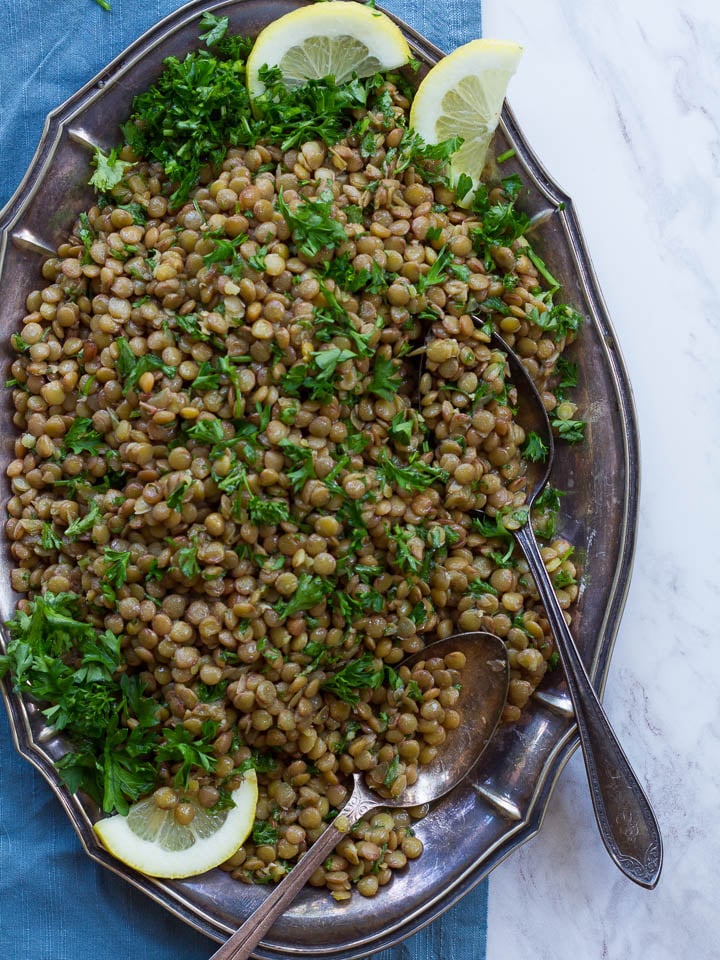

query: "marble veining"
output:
481 0 720 956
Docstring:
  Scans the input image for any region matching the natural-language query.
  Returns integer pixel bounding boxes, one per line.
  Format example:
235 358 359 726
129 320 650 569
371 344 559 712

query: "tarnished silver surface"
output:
0 0 640 956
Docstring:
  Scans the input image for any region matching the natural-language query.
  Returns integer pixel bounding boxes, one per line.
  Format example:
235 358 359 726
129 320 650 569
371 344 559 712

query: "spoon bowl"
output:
488 327 662 889
209 631 509 960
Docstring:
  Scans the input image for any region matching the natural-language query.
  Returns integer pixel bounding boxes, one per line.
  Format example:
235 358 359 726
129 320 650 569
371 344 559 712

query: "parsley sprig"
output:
320 653 384 705
276 191 348 259
377 450 448 493
0 592 161 815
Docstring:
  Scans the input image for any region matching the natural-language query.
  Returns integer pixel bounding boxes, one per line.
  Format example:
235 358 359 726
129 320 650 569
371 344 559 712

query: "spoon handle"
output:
208 788 376 960
514 522 662 888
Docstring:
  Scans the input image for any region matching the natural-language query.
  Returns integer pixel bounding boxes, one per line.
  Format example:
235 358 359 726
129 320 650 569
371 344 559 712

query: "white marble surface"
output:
481 0 720 957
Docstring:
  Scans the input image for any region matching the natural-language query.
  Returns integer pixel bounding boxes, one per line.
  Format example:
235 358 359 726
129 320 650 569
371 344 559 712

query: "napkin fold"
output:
0 1 487 957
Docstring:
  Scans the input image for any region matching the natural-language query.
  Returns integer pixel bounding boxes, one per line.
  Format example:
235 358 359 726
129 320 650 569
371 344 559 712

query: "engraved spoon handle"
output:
514 522 662 888
208 788 375 960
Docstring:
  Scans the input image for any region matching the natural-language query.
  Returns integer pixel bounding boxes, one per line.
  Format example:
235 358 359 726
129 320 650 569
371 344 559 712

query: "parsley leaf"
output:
384 129 462 185
521 431 550 462
391 524 422 575
192 360 221 392
454 172 474 202
277 573 334 619
527 303 584 341
367 354 402 400
388 410 415 446
198 10 229 46
114 338 176 394
466 578 499 598
246 497 290 526
417 244 454 293
276 191 347 258
278 439 317 492
167 479 191 511
156 720 219 789
65 500 101 540
554 356 578 397
252 819 280 845
41 523 63 551
89 147 132 193
103 548 131 589
470 176 531 268
533 485 565 540
552 417 586 443
377 449 448 493
64 417 104 455
321 653 384 705
175 538 200 578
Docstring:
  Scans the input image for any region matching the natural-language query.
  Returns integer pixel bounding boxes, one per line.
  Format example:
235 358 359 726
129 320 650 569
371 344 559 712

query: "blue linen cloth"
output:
0 1 487 957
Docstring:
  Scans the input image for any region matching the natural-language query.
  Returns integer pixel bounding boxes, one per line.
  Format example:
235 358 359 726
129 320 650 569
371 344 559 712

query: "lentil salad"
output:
1 14 584 900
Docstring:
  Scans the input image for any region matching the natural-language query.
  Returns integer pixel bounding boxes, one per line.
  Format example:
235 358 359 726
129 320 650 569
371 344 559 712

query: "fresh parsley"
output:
321 653 384 705
103 548 131 589
114 337 176 394
367 354 402 400
377 449 448 493
521 431 550 462
276 191 347 258
65 500 101 540
551 416 586 443
122 39 253 206
89 147 132 193
64 418 104 456
277 574 334 619
175 538 200 578
156 720 219 789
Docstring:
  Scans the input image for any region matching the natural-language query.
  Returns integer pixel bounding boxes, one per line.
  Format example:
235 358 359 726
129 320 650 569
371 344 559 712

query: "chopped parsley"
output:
528 302 584 341
114 337 176 394
64 418 104 456
367 354 403 400
321 653 384 705
122 35 254 206
41 523 63 551
276 191 348 258
103 548 131 589
277 574 334 619
0 592 160 815
89 147 132 193
377 450 448 493
551 416 586 443
467 579 499 598
521 431 550 462
175 538 200 579
65 500 101 540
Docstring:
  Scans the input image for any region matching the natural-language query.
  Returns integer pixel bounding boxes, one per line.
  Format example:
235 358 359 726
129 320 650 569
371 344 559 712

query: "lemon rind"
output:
93 771 258 880
247 1 410 97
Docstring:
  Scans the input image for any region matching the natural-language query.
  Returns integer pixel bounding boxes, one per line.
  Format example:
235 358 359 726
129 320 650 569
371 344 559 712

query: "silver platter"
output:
0 1 639 956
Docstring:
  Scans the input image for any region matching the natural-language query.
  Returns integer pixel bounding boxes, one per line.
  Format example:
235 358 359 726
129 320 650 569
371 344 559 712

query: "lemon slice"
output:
93 771 258 879
247 0 411 97
409 39 523 196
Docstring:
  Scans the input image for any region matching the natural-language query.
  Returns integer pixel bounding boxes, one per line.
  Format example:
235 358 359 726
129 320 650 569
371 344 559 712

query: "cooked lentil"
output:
3 66 582 900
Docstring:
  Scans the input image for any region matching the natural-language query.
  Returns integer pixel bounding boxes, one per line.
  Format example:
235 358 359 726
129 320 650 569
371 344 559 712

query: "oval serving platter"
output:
0 1 639 956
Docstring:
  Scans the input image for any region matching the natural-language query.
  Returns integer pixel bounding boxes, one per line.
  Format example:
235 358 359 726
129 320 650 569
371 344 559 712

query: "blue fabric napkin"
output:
0 2 487 957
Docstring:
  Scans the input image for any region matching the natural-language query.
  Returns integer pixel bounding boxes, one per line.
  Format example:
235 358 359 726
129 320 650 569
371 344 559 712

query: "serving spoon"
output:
488 328 662 888
208 631 509 960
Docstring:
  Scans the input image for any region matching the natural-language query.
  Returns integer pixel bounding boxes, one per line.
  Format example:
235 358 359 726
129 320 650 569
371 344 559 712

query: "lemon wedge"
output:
409 39 523 197
93 771 258 879
247 0 411 97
